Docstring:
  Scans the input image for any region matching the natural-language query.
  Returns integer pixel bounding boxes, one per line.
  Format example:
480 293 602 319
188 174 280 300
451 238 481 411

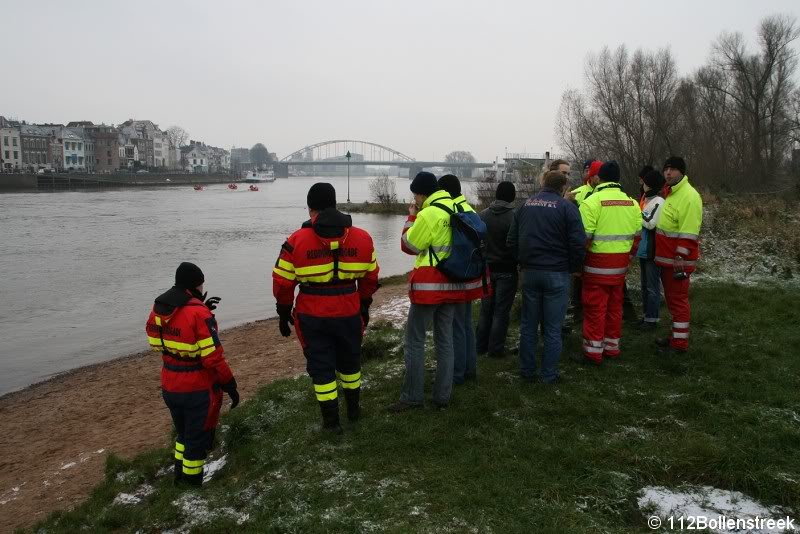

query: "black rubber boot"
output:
344 388 361 422
173 460 183 486
319 399 342 434
183 471 203 487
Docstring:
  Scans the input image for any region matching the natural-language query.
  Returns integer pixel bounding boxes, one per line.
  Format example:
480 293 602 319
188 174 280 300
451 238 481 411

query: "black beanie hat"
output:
638 165 655 179
642 170 666 191
307 182 337 211
410 171 439 196
496 181 516 203
583 159 594 170
663 156 686 175
598 160 621 182
175 262 204 290
438 174 461 197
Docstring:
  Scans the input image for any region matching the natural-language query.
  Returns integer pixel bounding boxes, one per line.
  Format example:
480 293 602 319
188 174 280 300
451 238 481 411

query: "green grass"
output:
32 282 800 533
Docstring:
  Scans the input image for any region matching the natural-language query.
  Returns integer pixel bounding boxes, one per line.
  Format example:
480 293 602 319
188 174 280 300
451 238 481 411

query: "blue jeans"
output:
640 258 662 323
476 271 518 354
400 303 456 405
518 269 570 383
453 301 477 384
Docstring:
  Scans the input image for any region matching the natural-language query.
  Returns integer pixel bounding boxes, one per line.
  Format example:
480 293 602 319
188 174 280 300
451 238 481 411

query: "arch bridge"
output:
272 139 494 178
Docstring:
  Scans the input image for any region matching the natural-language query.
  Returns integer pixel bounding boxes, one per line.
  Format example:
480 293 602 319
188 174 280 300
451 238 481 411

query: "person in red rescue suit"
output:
577 161 642 365
146 262 239 486
655 156 703 354
272 183 379 433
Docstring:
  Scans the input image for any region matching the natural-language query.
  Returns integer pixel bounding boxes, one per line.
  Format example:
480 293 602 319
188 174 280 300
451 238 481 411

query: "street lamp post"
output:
346 150 351 203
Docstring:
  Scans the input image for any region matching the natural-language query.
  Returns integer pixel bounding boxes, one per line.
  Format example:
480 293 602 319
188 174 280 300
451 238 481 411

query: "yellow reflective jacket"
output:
571 183 594 206
655 175 703 272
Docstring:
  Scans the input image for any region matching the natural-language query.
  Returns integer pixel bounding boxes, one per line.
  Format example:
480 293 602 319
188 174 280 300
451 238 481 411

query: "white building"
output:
1 126 22 171
61 128 86 170
181 145 208 173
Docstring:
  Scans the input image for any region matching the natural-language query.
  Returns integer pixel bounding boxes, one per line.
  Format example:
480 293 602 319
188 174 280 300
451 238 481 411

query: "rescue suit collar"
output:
421 189 452 210
154 286 198 315
595 182 623 192
667 175 689 191
302 207 353 238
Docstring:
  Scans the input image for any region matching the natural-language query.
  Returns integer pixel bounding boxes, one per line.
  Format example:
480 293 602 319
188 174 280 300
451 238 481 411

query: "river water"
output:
0 175 431 396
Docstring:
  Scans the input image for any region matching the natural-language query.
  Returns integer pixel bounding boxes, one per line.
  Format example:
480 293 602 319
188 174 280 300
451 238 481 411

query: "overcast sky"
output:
1 0 798 161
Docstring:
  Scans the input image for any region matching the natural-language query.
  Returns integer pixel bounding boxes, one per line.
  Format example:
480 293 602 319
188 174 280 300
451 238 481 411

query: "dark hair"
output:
437 174 461 196
638 165 655 179
548 159 570 171
543 170 567 191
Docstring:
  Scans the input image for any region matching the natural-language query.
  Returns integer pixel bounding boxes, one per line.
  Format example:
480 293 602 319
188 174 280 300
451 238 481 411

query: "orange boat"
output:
193 185 205 191
249 185 259 192
227 183 238 190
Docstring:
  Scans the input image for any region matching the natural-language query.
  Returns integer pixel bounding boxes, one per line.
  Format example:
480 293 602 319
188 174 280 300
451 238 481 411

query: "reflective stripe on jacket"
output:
401 189 463 304
579 182 642 284
655 175 702 273
273 208 379 318
145 289 234 393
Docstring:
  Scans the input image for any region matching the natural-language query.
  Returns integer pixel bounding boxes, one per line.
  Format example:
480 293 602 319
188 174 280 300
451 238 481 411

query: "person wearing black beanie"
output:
146 264 239 486
307 182 337 211
575 159 641 365
435 173 484 385
410 171 439 197
272 182 380 432
389 169 462 412
654 155 702 355
477 181 518 359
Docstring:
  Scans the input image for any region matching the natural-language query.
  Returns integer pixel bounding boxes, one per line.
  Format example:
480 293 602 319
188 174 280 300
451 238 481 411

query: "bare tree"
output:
368 172 397 205
165 126 189 149
250 143 271 170
444 150 476 179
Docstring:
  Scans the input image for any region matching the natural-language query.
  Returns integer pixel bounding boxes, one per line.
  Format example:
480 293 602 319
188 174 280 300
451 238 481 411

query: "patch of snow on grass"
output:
115 470 137 483
203 454 227 483
172 493 249 528
112 484 154 506
638 485 796 534
372 296 410 323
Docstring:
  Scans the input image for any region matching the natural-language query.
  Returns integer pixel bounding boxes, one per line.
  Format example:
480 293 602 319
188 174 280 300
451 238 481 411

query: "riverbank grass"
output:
33 282 800 532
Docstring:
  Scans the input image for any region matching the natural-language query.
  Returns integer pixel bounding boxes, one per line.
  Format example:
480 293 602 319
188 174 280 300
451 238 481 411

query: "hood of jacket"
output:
488 199 515 214
302 207 353 238
153 286 203 319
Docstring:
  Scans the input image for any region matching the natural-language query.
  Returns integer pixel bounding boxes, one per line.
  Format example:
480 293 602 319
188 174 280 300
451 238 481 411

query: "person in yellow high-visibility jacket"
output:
654 156 703 354
389 172 461 412
577 161 642 364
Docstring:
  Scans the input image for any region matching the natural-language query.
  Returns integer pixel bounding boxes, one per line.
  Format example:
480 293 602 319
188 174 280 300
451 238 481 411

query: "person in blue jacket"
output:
507 170 586 384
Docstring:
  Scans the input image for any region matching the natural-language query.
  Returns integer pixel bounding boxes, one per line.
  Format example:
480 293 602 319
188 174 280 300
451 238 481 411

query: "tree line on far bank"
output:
556 14 800 193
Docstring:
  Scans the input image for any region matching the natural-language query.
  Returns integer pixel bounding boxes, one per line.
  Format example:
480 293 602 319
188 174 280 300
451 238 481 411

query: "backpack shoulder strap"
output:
430 202 454 216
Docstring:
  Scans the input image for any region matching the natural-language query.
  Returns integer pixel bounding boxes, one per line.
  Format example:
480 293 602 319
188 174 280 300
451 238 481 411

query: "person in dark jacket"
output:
476 181 517 358
507 171 586 384
635 169 666 329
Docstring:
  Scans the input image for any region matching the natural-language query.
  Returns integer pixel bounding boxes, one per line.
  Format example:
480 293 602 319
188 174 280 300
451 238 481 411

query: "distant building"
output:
85 124 120 173
20 125 54 171
181 142 209 173
118 134 139 168
1 125 22 171
119 119 164 167
61 128 87 170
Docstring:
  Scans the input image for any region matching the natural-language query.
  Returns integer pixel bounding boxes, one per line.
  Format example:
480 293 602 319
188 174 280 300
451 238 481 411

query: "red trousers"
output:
660 268 691 351
581 280 623 362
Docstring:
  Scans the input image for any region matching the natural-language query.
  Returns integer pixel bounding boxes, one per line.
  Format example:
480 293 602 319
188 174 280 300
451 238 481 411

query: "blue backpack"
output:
429 202 488 283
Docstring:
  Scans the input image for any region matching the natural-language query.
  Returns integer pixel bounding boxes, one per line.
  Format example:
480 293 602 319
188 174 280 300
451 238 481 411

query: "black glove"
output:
360 298 372 328
204 296 221 311
220 378 239 409
276 303 294 337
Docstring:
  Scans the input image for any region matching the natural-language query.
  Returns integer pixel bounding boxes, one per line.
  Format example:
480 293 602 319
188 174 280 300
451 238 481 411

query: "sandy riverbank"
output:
0 283 409 532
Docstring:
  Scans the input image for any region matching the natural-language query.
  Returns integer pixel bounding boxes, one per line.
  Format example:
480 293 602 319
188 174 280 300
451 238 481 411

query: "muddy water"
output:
0 175 423 395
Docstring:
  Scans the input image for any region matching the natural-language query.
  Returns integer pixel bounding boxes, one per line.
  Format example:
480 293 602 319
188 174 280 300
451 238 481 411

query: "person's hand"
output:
204 296 221 311
360 299 372 328
674 255 685 272
276 304 294 337
565 190 577 201
408 202 418 216
221 378 240 409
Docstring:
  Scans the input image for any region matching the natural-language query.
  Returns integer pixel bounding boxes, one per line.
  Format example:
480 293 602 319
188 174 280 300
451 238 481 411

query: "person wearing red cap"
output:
567 160 602 206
